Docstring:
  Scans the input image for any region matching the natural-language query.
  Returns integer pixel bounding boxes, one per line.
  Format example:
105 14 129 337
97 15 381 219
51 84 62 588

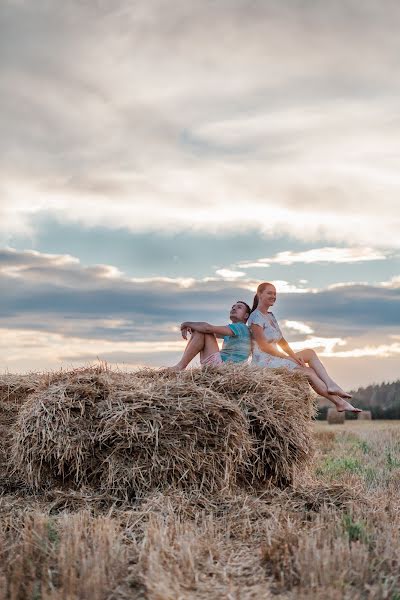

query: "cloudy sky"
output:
1 0 399 388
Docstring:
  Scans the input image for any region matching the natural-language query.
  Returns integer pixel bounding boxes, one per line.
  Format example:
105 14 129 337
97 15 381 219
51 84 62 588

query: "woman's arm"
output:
250 325 291 358
278 338 305 365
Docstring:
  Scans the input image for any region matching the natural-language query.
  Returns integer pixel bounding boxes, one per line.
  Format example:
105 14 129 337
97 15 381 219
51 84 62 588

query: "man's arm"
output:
251 325 295 359
180 321 234 339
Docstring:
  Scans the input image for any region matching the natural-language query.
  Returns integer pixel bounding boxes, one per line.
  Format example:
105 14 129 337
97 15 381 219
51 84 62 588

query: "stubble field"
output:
0 370 399 600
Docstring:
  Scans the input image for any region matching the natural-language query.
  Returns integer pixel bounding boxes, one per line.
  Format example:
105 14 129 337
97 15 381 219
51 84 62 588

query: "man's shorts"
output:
200 351 223 367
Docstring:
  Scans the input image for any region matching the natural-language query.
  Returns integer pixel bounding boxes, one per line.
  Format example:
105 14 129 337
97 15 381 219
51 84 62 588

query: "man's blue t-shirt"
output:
220 322 251 363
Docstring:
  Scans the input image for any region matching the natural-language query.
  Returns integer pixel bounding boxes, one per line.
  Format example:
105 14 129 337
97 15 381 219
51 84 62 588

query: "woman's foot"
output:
327 385 352 399
335 399 362 413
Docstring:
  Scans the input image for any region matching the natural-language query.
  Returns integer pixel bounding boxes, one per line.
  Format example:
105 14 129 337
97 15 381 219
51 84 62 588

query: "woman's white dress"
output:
247 309 298 370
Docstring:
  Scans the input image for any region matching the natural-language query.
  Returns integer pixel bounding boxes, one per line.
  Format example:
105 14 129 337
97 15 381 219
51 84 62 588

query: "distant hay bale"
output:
357 411 372 420
327 408 345 424
11 364 316 497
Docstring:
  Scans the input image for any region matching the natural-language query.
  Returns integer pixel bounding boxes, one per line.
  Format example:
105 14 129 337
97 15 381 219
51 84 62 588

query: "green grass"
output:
386 449 400 469
358 439 371 454
47 518 59 545
32 581 42 600
316 456 363 477
314 425 400 489
342 513 368 543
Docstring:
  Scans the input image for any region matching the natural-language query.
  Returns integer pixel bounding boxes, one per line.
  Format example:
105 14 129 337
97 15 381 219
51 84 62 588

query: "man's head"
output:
230 300 251 323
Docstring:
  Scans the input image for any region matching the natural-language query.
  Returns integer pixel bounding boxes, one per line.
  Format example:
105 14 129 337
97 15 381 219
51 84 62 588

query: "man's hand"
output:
180 322 192 340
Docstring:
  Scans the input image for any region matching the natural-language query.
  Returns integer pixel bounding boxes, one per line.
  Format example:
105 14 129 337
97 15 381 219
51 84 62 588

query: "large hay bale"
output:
357 410 372 420
11 364 316 497
96 381 252 496
0 373 51 493
189 366 316 486
9 369 112 490
327 408 345 424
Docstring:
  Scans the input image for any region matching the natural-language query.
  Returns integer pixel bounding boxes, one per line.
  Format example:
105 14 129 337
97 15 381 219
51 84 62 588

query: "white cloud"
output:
325 342 400 359
380 275 400 288
0 247 199 289
328 275 400 290
270 280 313 294
0 246 80 276
283 320 314 335
237 247 389 268
1 2 400 247
215 268 246 279
3 169 400 249
287 335 400 359
0 327 187 371
289 336 347 354
127 276 197 288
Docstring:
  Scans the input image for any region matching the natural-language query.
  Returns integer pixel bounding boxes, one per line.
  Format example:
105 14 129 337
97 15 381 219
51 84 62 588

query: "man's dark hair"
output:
237 300 251 320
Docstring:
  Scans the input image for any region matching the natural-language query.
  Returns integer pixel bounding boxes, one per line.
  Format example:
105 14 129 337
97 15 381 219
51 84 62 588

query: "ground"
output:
1 414 399 599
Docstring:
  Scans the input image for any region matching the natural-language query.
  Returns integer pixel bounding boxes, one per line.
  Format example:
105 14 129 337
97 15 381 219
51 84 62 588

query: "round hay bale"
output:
10 369 113 489
357 410 372 420
11 364 317 496
185 365 316 487
96 380 252 497
327 408 345 424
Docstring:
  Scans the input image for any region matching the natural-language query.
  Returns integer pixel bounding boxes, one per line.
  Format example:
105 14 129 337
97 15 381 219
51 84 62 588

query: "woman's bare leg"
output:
169 331 219 371
295 348 352 398
297 366 361 412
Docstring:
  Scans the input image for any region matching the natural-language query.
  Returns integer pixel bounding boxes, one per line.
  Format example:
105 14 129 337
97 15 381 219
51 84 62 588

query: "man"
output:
169 301 251 371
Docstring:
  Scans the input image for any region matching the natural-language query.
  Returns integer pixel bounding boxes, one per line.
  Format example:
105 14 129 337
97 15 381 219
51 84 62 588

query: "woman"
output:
247 282 361 413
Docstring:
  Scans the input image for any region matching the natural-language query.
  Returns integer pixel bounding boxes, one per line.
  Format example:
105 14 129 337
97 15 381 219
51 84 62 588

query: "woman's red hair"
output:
250 282 275 313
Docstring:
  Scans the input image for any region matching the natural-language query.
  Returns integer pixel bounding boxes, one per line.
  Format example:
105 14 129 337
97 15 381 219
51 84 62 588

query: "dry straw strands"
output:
0 373 42 405
357 411 372 420
327 408 345 424
10 364 316 497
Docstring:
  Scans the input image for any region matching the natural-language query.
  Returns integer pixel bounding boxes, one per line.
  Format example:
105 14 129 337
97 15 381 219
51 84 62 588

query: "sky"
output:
1 0 399 389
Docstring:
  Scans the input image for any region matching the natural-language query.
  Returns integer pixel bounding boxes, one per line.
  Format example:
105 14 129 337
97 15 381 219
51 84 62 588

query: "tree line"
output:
317 379 400 420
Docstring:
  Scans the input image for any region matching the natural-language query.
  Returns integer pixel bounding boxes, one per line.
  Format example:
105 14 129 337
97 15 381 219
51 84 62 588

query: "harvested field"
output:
1 365 399 599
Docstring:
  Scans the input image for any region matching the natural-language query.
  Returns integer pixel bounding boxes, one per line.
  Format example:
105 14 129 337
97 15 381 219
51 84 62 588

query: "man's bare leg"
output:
296 348 352 398
169 331 219 371
199 333 221 363
298 366 361 413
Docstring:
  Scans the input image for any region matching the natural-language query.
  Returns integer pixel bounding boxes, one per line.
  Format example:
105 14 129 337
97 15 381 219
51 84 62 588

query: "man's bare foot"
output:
327 386 352 399
165 364 184 373
336 399 362 413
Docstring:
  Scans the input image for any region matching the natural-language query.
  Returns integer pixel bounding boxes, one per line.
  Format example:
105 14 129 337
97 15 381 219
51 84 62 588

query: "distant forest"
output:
317 380 400 419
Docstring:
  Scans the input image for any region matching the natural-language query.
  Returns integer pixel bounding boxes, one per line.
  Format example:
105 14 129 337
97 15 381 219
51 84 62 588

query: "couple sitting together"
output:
170 281 361 413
